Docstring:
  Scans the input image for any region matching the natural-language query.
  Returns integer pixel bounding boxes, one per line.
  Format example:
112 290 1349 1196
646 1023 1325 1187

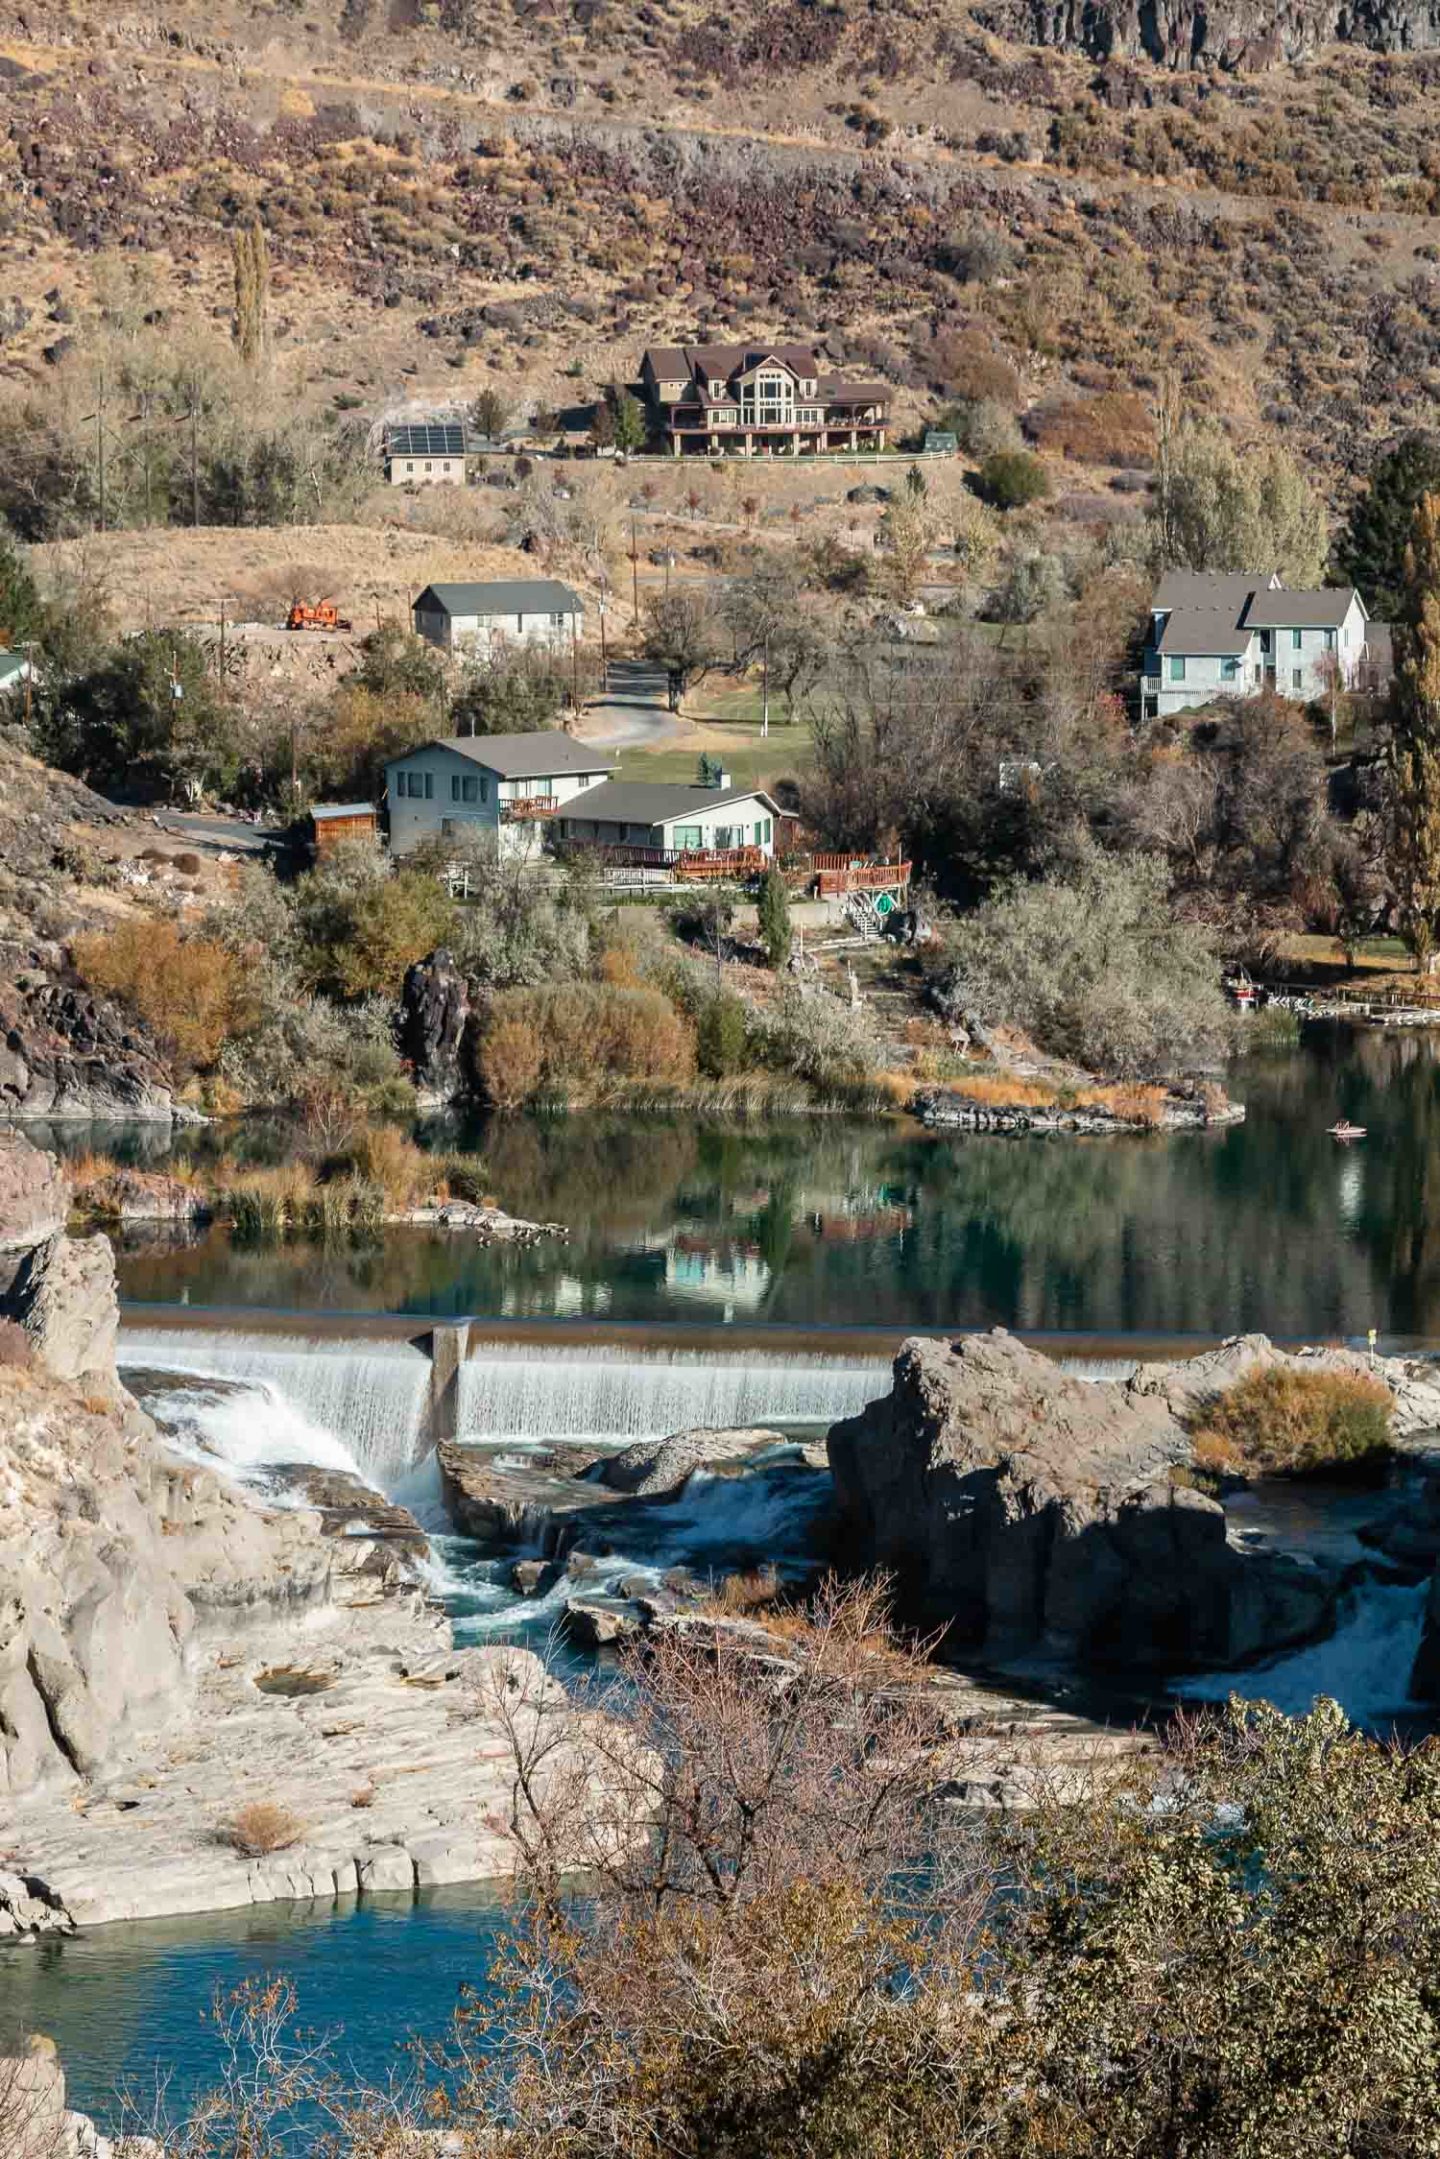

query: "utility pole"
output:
217 602 227 691
761 628 770 740
598 594 608 692
94 364 107 534
570 612 580 717
21 641 34 734
189 388 201 528
629 518 640 626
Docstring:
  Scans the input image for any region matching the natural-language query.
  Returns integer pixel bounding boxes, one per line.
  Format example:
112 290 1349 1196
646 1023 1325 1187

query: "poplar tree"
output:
1385 491 1440 971
231 218 270 368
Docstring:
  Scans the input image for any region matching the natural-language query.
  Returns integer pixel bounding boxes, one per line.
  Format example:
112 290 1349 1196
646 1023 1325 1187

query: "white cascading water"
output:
457 1343 888 1444
118 1326 432 1488
1174 1577 1429 1727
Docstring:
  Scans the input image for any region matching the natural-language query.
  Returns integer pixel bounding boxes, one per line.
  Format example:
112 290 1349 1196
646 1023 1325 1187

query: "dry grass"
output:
939 1073 1060 1110
1190 1367 1395 1479
703 1565 784 1615
218 1799 305 1857
1072 1083 1169 1128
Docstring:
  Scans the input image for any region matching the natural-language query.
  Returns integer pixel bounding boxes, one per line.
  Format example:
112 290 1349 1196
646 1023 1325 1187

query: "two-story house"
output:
638 342 889 458
1141 571 1380 720
411 580 584 656
386 731 614 862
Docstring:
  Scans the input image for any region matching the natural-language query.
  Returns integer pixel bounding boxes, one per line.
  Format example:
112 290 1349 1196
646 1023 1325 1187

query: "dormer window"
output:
709 378 725 397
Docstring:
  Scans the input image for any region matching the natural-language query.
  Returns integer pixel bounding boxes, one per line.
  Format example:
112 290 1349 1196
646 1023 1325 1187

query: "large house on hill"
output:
386 732 614 862
1141 570 1384 720
639 342 890 457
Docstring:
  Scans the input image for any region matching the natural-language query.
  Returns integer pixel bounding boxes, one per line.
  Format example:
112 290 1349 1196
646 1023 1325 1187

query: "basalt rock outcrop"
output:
398 946 471 1103
0 967 181 1122
828 1330 1339 1672
975 0 1440 67
0 1132 616 1924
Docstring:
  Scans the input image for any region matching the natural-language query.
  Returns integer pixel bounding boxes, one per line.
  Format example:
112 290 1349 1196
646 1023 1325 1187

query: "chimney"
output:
711 765 730 790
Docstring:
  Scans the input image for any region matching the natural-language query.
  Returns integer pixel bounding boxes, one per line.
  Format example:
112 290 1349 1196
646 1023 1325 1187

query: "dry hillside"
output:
2 0 1440 529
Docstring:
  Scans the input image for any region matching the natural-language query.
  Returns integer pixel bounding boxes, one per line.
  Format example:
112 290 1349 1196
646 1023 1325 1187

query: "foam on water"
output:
1175 1577 1429 1727
119 1327 430 1486
130 1374 363 1490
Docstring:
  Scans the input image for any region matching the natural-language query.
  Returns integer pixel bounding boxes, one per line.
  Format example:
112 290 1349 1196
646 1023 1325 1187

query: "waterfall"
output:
1174 1577 1429 1728
458 1343 888 1444
118 1326 431 1488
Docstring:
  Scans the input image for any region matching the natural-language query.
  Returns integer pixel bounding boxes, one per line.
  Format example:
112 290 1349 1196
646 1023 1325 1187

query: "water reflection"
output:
32 1024 1440 1340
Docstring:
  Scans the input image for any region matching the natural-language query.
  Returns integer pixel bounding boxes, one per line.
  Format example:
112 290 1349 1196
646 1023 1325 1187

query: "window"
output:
1291 628 1303 650
404 461 414 474
1259 629 1272 655
673 824 704 852
424 461 432 473
709 378 725 396
1325 628 1337 651
448 774 478 804
551 613 565 627
763 817 773 845
1292 668 1303 690
1221 657 1239 682
1168 656 1186 682
400 770 434 799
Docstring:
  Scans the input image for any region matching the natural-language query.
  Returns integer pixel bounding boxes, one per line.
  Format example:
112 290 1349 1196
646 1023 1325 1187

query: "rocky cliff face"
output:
827 1331 1337 1671
0 1133 344 1799
975 0 1440 65
398 947 470 1104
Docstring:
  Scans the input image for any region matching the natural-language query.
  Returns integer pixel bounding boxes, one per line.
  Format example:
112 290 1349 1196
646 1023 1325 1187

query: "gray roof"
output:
436 732 615 780
1156 608 1256 658
311 802 375 820
1243 587 1364 630
413 579 583 618
559 778 780 827
1152 569 1280 612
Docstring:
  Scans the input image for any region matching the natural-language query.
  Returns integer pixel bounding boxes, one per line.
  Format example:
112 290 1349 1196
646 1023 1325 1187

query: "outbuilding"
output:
411 579 584 656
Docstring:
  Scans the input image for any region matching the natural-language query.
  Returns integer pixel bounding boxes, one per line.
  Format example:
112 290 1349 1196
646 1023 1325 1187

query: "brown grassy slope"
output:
2 0 1440 507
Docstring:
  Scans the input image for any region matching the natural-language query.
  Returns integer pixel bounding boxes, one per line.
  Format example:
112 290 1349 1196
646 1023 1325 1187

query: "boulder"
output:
0 977 180 1121
596 1425 787 1497
827 1331 1336 1672
398 947 470 1102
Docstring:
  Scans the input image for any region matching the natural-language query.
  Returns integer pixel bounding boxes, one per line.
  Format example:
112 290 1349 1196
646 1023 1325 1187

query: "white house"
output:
555 775 781 857
386 731 614 862
1141 570 1378 720
385 422 467 487
412 579 584 656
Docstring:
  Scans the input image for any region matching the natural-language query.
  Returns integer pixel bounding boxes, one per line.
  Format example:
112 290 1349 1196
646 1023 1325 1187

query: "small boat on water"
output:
1328 1121 1367 1141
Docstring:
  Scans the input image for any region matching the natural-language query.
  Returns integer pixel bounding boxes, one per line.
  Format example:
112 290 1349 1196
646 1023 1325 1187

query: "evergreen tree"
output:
1384 491 1440 971
758 863 792 969
1335 431 1440 619
0 529 41 651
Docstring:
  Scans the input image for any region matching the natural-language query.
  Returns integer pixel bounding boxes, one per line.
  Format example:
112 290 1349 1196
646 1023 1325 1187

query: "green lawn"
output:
626 685 813 789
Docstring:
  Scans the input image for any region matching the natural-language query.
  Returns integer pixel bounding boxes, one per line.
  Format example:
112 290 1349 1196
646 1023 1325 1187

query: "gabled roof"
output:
427 732 615 780
387 423 466 458
1152 569 1280 613
311 801 376 820
1243 587 1365 630
1156 608 1256 658
560 778 781 826
413 579 583 617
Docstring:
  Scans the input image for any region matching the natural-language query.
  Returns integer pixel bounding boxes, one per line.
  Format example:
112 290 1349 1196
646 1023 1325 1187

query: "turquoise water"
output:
0 1888 509 2133
40 1025 1440 1342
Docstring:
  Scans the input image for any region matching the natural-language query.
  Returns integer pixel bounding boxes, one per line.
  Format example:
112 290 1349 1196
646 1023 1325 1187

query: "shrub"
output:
696 992 750 1078
478 1013 546 1108
1026 391 1155 465
757 865 792 970
337 1124 430 1207
71 920 261 1071
1190 1366 1395 1478
974 448 1051 510
219 1800 305 1856
475 984 695 1102
0 1318 33 1370
752 984 879 1090
941 850 1231 1078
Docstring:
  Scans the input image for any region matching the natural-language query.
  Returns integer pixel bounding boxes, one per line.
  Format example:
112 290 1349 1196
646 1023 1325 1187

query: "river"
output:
7 1022 1440 2126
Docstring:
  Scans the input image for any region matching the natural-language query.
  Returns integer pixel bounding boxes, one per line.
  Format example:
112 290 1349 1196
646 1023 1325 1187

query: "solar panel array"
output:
387 423 466 458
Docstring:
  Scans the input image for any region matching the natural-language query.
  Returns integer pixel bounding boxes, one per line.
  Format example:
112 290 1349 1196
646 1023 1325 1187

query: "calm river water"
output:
34 1022 1440 1344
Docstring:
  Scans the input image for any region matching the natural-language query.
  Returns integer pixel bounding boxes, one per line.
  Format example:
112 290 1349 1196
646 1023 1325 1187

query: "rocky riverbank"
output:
0 1130 607 1932
828 1328 1440 1692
